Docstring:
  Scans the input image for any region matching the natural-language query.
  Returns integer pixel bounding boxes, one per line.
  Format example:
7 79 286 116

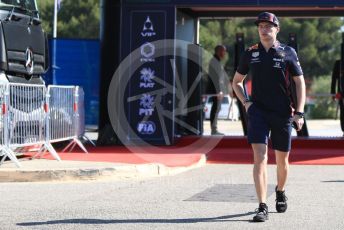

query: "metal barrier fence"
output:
61 86 95 153
0 84 22 167
0 84 6 147
47 85 75 142
0 83 90 168
8 83 46 147
77 87 85 137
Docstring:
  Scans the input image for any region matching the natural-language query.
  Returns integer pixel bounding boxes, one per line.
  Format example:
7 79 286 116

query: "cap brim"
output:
254 19 278 26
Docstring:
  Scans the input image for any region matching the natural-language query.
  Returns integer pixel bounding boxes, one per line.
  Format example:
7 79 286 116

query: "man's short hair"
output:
215 45 226 54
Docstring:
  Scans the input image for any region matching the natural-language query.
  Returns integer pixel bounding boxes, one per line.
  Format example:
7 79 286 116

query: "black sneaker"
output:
275 186 288 213
253 203 269 222
211 130 224 135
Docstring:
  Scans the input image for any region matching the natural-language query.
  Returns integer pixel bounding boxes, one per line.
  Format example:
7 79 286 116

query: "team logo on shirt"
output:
273 58 283 62
273 62 281 68
252 52 259 58
276 51 285 58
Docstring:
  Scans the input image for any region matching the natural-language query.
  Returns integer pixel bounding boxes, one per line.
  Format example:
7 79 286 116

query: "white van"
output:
203 95 240 120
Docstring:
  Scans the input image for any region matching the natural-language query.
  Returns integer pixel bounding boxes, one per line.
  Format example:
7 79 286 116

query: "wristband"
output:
243 99 251 106
295 111 305 118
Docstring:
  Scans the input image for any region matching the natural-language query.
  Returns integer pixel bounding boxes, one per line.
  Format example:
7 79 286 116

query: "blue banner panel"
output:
129 11 167 142
120 6 176 145
45 39 100 126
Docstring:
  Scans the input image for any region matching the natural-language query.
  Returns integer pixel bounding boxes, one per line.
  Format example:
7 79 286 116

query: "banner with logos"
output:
120 7 175 145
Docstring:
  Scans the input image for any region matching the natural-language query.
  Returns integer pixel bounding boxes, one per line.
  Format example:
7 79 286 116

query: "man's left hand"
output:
217 92 224 100
292 115 304 131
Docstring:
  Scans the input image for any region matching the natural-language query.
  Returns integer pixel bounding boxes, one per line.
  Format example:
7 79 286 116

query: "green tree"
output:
200 17 343 79
308 76 337 119
36 0 100 39
200 17 343 118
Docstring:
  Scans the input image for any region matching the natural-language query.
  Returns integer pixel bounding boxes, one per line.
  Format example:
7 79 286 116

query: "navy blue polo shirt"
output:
237 41 303 117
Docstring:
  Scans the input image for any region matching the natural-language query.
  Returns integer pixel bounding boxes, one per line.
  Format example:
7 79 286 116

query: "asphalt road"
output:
1 164 343 230
85 119 344 141
202 119 343 137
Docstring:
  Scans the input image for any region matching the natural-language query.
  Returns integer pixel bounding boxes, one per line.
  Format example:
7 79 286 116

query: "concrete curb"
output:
0 155 206 182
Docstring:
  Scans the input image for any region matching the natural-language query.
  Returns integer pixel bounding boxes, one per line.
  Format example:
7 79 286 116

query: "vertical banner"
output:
119 6 176 145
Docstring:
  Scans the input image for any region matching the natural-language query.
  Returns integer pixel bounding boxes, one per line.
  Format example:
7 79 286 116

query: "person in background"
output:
207 45 228 135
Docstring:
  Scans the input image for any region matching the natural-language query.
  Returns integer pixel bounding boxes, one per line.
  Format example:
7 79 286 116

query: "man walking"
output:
207 45 228 135
232 12 306 222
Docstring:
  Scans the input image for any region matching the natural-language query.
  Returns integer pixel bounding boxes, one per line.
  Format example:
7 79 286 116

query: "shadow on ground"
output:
17 212 255 226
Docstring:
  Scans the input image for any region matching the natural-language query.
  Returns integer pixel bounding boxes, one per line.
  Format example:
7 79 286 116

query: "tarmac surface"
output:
2 119 341 183
85 119 344 139
0 156 206 182
203 119 343 137
1 164 343 230
0 119 343 229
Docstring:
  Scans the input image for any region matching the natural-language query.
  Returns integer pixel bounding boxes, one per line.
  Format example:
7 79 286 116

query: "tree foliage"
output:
36 0 100 39
308 76 337 119
200 17 343 79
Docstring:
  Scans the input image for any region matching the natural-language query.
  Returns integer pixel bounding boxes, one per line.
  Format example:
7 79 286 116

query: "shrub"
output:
308 76 337 119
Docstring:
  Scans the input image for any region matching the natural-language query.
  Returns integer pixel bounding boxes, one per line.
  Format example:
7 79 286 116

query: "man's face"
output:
217 48 227 60
258 22 279 41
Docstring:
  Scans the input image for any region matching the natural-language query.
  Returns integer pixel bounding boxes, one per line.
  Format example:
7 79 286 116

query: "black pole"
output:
97 0 122 145
288 33 309 137
234 33 248 135
186 44 203 135
339 33 344 132
340 33 344 95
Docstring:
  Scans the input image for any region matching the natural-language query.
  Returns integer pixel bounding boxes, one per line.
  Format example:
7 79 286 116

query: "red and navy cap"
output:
254 12 279 27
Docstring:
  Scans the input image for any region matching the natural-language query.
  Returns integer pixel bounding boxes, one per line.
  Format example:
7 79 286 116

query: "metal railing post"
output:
0 84 21 167
61 86 89 153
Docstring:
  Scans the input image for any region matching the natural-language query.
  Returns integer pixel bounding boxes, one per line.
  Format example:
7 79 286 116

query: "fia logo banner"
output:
137 121 156 135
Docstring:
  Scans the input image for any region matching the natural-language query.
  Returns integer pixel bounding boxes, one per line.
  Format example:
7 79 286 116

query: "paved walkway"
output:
203 119 343 137
85 119 343 140
0 156 206 182
1 164 343 229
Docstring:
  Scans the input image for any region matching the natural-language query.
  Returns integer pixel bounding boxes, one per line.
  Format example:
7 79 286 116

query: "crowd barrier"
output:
0 83 92 168
61 86 95 153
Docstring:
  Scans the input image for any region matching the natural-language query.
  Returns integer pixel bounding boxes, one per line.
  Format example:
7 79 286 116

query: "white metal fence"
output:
0 84 22 167
47 85 75 142
61 86 95 153
76 86 85 137
0 83 89 168
0 84 7 147
8 83 46 147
